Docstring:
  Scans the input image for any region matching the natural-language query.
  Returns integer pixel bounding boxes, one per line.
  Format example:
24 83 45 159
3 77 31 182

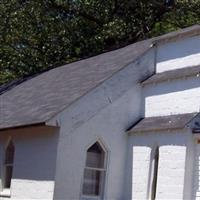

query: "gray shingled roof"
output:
127 113 198 133
0 40 151 130
0 74 40 95
1 25 200 130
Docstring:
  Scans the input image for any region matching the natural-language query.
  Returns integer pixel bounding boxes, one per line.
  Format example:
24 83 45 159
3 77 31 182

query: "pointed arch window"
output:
82 142 107 198
4 140 15 189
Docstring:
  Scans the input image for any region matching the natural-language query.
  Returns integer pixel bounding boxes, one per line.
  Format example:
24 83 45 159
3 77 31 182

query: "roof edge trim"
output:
153 24 200 46
0 122 58 132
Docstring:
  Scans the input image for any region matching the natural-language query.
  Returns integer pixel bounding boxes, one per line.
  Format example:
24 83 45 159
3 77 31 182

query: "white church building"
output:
1 25 200 200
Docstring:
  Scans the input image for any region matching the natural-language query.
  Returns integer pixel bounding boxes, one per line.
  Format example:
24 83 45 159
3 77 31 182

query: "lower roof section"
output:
127 113 198 134
142 65 200 85
0 121 59 132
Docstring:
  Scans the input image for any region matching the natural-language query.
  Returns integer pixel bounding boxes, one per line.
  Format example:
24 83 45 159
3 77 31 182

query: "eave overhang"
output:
0 122 59 132
127 112 200 134
141 65 200 86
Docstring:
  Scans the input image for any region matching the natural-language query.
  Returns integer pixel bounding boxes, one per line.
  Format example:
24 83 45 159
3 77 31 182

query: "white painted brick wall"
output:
156 146 186 200
132 146 151 200
10 180 54 200
128 131 191 200
144 77 200 117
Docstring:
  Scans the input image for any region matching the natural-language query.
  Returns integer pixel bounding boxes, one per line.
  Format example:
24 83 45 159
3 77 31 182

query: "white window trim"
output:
0 188 11 198
85 167 106 171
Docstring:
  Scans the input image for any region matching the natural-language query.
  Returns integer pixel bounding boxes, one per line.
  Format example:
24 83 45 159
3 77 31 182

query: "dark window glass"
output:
4 140 15 189
82 169 101 195
5 141 14 164
151 147 159 200
5 166 13 188
86 142 104 168
82 142 106 197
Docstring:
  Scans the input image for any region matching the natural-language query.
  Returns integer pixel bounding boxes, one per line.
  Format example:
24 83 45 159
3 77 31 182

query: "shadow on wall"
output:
192 142 200 199
1 126 59 181
144 76 200 97
157 36 200 63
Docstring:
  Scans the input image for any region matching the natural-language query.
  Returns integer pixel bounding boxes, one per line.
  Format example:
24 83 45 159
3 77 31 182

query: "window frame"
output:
81 140 108 200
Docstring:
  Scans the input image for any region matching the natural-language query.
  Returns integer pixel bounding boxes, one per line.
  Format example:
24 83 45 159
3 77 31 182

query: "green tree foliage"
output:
0 0 200 84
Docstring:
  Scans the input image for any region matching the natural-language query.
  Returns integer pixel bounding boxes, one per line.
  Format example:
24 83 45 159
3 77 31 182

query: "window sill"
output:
0 189 11 198
81 195 100 200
